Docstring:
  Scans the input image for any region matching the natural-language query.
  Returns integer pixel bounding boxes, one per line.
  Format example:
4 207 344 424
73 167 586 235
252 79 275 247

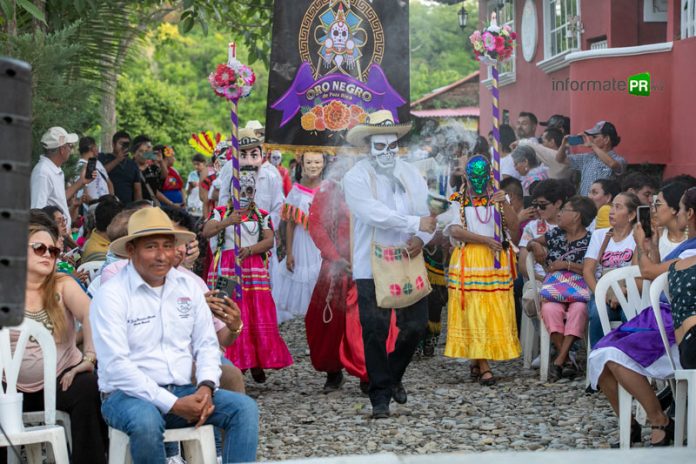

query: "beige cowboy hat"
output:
238 127 264 150
245 120 265 131
110 207 196 258
345 109 412 147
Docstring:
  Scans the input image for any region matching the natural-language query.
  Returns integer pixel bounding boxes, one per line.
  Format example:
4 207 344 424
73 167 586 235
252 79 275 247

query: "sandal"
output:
469 364 481 380
478 370 496 386
650 417 674 447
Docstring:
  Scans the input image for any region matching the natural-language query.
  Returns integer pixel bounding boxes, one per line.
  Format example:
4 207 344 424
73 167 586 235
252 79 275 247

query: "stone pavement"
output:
246 318 631 462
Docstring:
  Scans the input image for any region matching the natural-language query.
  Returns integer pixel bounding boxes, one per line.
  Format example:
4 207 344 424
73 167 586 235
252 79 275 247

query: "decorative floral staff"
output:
208 42 256 298
469 12 516 268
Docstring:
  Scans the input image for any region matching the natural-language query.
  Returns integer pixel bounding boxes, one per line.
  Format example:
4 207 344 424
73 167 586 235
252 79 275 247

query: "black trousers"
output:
356 279 428 406
1 370 108 464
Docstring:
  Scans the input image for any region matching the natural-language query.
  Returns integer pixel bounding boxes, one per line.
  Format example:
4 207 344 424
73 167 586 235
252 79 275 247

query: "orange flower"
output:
350 104 364 118
315 117 326 131
324 100 351 131
301 112 317 131
311 106 324 119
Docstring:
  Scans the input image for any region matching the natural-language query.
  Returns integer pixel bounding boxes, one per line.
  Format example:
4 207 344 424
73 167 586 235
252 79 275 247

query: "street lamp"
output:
458 4 468 29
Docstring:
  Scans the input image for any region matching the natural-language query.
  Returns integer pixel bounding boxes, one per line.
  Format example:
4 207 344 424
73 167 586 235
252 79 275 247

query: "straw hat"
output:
238 127 264 150
345 110 412 147
110 207 196 258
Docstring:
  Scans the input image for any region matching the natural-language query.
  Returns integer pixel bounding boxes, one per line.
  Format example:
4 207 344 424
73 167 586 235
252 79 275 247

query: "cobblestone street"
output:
249 318 620 461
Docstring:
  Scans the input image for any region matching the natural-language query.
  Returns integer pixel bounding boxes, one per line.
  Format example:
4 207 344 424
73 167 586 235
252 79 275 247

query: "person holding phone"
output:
75 136 113 204
203 169 293 384
99 130 143 204
555 120 627 196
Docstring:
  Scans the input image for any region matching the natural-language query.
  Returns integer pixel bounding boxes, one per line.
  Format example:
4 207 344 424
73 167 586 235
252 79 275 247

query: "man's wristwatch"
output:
197 380 217 396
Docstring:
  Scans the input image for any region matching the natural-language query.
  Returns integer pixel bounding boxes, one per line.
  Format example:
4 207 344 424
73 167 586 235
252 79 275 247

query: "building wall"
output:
665 37 696 178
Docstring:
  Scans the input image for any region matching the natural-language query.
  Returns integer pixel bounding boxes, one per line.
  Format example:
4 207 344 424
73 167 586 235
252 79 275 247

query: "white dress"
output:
272 184 322 323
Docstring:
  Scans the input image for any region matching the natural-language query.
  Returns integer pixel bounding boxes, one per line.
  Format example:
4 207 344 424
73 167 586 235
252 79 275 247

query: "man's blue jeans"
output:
101 385 258 464
588 297 626 348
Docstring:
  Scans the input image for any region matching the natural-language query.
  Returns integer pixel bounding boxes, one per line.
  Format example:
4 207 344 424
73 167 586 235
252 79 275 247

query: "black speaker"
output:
0 57 32 327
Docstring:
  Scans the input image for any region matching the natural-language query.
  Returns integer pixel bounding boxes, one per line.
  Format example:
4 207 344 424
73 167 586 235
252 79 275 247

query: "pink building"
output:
476 0 696 178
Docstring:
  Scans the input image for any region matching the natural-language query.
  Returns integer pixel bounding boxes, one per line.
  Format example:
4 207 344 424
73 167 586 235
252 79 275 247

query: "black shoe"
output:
585 384 598 395
391 383 407 404
359 381 370 395
561 361 578 379
650 417 674 447
323 371 344 393
250 367 266 383
371 403 390 419
549 364 563 382
611 421 642 448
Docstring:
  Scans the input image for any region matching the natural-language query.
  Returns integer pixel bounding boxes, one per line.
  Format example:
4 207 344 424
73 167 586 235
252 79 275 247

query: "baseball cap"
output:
41 127 79 149
584 120 617 137
539 114 570 133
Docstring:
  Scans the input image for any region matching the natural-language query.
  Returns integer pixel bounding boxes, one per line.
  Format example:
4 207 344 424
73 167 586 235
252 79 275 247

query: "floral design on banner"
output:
300 101 368 132
469 15 516 65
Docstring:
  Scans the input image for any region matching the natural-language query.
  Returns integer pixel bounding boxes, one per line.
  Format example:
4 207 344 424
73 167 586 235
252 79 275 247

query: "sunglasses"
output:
29 242 61 259
532 202 551 211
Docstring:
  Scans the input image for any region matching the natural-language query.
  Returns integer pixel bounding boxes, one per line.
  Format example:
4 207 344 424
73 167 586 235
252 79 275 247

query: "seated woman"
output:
587 179 621 231
583 192 641 348
8 210 107 463
588 186 696 447
528 196 596 381
510 145 549 196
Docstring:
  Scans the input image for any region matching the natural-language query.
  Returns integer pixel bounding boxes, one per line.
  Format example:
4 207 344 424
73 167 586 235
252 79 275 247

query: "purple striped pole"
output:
229 101 242 300
491 64 502 269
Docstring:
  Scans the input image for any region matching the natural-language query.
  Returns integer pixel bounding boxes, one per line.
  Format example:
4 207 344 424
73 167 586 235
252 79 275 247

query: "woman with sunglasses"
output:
6 210 107 463
583 192 641 348
588 188 696 447
518 179 573 281
528 196 596 381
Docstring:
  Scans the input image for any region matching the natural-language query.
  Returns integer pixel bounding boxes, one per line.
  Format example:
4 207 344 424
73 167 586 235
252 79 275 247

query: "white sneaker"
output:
166 456 187 464
531 355 541 369
217 457 222 464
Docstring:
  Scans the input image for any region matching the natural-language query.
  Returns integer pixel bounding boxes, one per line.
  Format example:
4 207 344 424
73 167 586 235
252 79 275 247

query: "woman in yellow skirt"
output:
444 155 521 385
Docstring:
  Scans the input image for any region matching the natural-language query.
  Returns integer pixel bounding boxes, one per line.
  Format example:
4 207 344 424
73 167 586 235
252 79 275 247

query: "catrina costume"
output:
443 156 521 360
272 183 323 323
206 172 292 371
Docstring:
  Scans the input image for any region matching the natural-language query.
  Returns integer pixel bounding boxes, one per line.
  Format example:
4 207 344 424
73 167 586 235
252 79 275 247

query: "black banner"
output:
265 0 410 152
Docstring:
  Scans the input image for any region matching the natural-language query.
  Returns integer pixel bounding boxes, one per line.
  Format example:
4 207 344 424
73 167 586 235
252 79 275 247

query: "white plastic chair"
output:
76 260 105 285
108 425 217 464
594 265 652 449
0 319 70 463
521 252 549 378
650 272 696 448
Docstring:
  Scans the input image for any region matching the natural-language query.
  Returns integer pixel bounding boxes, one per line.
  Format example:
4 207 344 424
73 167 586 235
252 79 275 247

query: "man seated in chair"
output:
90 207 258 463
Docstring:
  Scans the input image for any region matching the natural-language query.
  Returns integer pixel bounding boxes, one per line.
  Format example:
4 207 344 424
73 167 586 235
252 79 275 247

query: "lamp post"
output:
458 3 468 30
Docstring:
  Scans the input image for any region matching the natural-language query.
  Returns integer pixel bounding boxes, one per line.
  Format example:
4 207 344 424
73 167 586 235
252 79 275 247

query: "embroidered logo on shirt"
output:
176 297 193 317
128 315 156 326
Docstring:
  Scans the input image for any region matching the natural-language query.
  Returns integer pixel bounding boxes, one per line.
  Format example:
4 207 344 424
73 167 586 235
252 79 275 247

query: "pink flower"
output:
482 32 496 52
469 30 482 44
510 31 517 40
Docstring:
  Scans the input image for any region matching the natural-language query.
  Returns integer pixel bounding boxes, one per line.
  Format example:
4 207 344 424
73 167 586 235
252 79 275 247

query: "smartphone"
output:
86 157 97 179
637 205 653 238
567 135 585 146
214 276 236 300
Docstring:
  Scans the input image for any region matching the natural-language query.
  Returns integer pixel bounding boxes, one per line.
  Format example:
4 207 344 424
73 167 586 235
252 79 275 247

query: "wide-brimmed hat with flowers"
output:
110 207 196 258
345 110 412 147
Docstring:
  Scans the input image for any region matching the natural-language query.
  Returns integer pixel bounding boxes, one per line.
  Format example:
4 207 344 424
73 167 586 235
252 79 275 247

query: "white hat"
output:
40 127 79 150
345 110 412 147
245 120 264 131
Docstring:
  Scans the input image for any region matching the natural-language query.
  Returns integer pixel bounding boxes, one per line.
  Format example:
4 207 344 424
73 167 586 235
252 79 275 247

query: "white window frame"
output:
643 0 668 22
537 0 582 73
481 0 516 89
683 0 696 39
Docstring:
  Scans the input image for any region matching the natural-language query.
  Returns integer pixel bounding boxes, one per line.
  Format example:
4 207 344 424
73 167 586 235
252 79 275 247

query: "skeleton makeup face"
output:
240 146 264 169
370 133 399 170
302 152 325 180
270 150 282 167
239 169 257 209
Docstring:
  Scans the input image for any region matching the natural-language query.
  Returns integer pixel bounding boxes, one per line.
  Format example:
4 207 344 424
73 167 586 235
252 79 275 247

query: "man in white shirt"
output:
76 136 113 202
344 110 437 419
90 207 258 463
30 126 94 230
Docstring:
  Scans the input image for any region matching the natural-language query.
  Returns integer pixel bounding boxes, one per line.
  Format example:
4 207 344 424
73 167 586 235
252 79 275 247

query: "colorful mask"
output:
466 155 490 195
240 169 257 209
